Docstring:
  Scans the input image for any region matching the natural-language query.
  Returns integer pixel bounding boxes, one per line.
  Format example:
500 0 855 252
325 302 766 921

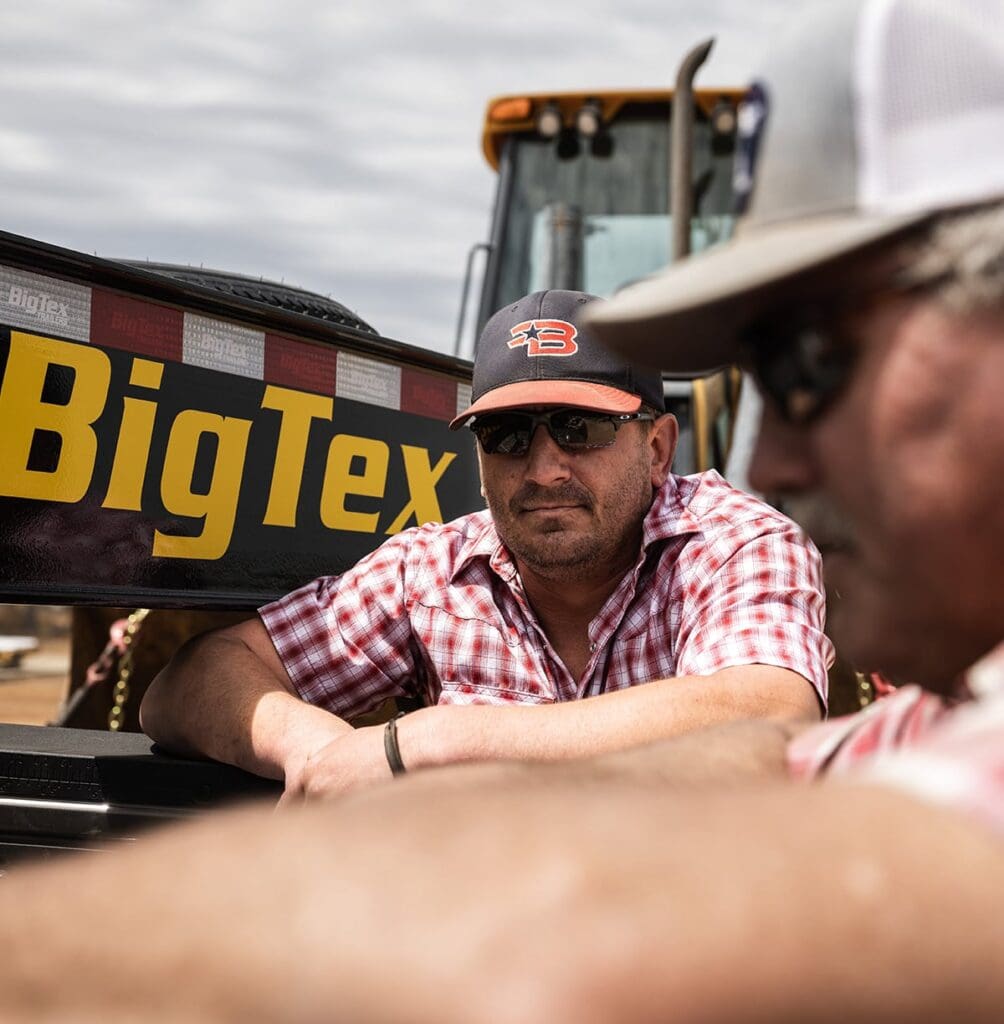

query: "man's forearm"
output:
400 665 818 773
461 779 1004 1024
140 630 351 779
0 772 1001 1023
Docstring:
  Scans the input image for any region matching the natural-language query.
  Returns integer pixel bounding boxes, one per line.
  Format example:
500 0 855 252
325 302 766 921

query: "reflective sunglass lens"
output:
491 429 530 455
473 409 644 455
474 417 529 455
550 411 615 449
747 317 857 425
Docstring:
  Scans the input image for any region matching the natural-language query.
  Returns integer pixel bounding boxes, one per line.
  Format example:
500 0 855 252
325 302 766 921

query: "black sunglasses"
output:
742 264 952 424
742 307 859 425
470 408 655 456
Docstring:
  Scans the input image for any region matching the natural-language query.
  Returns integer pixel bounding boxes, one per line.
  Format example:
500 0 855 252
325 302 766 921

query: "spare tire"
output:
117 261 378 335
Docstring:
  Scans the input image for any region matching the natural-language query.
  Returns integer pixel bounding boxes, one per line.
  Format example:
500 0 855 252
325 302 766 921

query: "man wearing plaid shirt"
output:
142 288 829 796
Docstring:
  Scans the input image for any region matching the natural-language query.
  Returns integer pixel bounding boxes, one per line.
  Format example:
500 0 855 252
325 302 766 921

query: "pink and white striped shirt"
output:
789 644 1004 839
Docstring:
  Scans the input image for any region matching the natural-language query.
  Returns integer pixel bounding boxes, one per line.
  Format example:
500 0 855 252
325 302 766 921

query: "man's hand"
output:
279 725 392 804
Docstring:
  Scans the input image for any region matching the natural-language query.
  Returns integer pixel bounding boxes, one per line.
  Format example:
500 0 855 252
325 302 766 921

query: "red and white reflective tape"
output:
0 263 466 422
0 264 91 342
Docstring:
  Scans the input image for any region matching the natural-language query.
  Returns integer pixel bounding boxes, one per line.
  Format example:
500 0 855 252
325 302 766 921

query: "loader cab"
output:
478 90 741 325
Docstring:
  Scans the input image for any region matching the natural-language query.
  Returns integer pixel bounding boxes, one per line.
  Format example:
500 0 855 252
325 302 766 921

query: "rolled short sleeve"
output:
259 532 420 720
673 522 833 708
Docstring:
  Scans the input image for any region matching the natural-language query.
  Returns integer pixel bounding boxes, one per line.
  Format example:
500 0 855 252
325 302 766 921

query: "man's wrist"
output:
389 706 459 773
258 692 351 778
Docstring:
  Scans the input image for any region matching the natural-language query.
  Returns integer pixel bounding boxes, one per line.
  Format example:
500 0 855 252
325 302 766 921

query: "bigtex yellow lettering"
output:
0 330 464 560
385 446 456 534
261 385 333 527
103 358 163 510
321 434 389 533
154 410 252 560
0 332 109 502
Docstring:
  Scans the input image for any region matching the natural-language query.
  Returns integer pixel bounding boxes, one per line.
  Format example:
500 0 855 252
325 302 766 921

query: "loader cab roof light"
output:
575 99 603 138
536 102 562 139
710 99 738 137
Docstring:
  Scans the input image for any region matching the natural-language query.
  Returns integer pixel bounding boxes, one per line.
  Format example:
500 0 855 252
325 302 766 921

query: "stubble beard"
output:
784 492 961 688
507 526 608 580
491 479 652 583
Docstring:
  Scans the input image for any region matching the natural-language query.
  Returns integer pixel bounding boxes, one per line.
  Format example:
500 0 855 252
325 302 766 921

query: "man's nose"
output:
523 425 572 484
747 402 818 498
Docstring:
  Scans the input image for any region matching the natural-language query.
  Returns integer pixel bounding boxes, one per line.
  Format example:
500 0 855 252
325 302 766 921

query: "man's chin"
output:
828 598 935 690
512 536 600 574
826 582 889 670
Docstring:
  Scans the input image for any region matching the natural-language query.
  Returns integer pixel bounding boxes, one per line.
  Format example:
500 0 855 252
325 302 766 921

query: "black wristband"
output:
383 712 407 776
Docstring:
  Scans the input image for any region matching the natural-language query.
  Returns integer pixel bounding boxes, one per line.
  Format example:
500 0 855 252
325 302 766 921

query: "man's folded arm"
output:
140 539 418 786
139 618 353 781
408 662 820 766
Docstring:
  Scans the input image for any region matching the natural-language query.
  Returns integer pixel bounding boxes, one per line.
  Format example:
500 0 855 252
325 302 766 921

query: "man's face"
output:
748 282 1004 689
477 408 676 584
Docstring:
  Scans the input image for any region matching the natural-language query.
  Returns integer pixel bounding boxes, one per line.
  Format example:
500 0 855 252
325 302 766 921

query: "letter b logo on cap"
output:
508 319 579 357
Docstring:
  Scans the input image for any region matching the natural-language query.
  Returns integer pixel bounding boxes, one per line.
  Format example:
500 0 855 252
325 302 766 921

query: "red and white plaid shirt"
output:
789 644 1004 839
260 470 831 720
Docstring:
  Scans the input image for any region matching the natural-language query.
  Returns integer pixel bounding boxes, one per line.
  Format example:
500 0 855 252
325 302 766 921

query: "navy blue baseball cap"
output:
450 290 664 429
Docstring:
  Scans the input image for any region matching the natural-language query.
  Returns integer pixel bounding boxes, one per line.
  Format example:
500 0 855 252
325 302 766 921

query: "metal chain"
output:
107 608 151 732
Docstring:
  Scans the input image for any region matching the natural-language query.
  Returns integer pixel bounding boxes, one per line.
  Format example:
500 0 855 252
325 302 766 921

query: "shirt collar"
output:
449 510 518 586
640 473 705 549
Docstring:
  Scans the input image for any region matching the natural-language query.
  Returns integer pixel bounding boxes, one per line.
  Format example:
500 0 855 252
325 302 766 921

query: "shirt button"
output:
589 642 597 652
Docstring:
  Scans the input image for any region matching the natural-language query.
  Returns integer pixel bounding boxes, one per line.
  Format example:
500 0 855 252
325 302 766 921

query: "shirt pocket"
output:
597 619 678 691
411 603 555 704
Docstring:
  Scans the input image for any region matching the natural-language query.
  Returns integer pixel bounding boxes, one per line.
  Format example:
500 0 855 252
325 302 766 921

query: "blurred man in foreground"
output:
1 1 1002 1021
589 0 1004 795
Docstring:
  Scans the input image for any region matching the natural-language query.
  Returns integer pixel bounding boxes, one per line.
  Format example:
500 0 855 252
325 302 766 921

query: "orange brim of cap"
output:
449 380 641 430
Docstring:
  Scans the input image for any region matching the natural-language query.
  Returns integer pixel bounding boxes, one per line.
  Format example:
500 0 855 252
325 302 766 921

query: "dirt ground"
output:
0 638 71 726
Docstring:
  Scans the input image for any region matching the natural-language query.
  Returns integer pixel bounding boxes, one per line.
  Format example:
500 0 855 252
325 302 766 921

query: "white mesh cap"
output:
587 0 1004 372
858 0 1004 213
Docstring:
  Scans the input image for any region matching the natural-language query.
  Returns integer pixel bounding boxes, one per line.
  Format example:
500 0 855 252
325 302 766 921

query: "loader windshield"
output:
485 101 736 319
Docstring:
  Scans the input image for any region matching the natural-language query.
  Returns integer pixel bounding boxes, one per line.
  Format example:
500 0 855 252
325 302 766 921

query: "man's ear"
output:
474 442 488 502
649 413 678 487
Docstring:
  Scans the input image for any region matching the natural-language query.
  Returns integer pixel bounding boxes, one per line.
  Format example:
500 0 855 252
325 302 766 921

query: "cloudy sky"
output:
0 0 788 355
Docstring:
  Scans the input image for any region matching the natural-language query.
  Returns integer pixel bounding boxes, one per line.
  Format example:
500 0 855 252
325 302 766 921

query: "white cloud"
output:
0 0 791 352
